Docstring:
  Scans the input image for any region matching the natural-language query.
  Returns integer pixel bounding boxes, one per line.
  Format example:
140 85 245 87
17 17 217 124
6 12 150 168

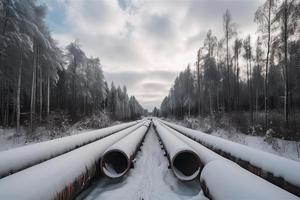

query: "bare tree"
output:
255 0 277 131
223 9 236 111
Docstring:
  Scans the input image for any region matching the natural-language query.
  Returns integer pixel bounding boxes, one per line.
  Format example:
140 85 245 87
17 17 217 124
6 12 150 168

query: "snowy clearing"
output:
77 125 207 200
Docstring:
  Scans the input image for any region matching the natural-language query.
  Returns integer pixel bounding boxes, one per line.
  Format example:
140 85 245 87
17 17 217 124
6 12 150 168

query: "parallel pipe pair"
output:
0 121 148 200
160 119 300 197
158 120 300 199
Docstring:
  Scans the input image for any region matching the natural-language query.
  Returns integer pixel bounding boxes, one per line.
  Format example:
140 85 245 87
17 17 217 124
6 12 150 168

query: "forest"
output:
0 0 146 133
159 0 300 139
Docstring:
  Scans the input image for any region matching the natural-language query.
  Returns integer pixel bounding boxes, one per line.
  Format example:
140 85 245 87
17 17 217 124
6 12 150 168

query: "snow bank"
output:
0 121 147 200
153 120 201 181
161 119 300 196
0 121 138 178
200 160 300 200
101 121 151 178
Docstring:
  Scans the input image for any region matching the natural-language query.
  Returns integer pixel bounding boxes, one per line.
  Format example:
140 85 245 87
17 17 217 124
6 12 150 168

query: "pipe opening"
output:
101 150 129 178
172 151 200 181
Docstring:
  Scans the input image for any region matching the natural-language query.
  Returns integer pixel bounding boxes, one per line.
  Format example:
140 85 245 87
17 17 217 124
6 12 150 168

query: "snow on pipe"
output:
100 121 151 178
200 160 300 200
159 122 227 166
160 119 300 197
159 122 300 199
0 121 148 200
153 120 201 181
0 121 139 179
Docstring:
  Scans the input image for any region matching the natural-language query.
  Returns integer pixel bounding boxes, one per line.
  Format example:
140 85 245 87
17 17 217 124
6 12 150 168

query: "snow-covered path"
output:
77 125 207 200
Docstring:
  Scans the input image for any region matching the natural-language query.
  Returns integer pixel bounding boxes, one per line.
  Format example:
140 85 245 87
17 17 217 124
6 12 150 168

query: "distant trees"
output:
0 0 144 131
161 0 300 136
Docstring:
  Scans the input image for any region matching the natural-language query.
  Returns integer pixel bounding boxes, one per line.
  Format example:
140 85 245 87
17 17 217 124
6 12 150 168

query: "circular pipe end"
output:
101 150 130 178
171 150 201 181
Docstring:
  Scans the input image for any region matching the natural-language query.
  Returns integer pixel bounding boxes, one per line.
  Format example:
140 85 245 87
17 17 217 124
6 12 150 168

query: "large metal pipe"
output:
101 121 151 178
160 119 300 197
0 121 148 200
0 121 139 179
200 160 300 200
159 121 226 165
153 120 201 181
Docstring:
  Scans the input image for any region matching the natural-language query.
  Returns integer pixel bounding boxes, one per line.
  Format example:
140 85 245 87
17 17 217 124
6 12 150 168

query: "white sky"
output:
43 0 264 111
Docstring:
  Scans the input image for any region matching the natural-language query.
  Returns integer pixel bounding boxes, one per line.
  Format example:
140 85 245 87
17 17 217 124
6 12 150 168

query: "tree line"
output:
160 0 300 136
0 0 145 132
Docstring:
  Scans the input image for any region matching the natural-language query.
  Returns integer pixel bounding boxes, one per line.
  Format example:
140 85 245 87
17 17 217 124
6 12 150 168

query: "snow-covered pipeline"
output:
0 121 139 179
101 121 151 178
158 120 300 199
161 119 300 197
0 120 148 200
153 120 201 181
200 160 300 200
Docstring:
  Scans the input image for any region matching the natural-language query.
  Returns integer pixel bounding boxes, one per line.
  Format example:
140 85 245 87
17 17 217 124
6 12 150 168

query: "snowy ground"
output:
211 129 300 161
0 127 92 152
76 125 207 200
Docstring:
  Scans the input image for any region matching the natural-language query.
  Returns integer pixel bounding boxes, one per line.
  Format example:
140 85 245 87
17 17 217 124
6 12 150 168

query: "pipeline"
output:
101 121 151 178
153 120 201 181
0 121 139 179
200 160 300 200
157 121 300 199
0 120 148 200
159 121 226 166
160 119 300 197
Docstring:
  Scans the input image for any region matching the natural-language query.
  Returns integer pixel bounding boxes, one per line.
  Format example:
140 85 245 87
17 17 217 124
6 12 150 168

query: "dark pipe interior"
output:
173 151 199 176
102 151 128 175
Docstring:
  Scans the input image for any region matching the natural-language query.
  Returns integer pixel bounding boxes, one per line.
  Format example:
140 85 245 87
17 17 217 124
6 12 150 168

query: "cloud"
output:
44 0 262 110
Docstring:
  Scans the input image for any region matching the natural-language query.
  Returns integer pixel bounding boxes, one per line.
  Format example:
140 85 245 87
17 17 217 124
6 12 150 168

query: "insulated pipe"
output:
0 121 147 200
160 119 300 197
100 121 151 178
0 121 139 179
159 121 226 165
153 120 201 181
200 160 300 200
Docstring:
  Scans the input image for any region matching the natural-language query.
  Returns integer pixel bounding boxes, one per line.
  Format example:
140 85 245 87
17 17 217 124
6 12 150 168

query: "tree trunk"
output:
39 52 42 123
226 32 231 112
265 0 271 131
284 0 289 128
16 49 23 133
30 42 37 132
250 58 254 127
47 71 50 121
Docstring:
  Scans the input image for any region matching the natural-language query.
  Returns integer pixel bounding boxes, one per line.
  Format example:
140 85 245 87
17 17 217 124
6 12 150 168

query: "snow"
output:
161 120 300 188
211 129 300 161
77 125 207 200
0 121 147 200
101 121 151 178
200 160 300 200
0 121 138 178
153 120 201 181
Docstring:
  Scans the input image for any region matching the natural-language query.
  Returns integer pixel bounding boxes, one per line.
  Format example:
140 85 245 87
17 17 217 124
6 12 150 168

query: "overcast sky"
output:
41 0 263 111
